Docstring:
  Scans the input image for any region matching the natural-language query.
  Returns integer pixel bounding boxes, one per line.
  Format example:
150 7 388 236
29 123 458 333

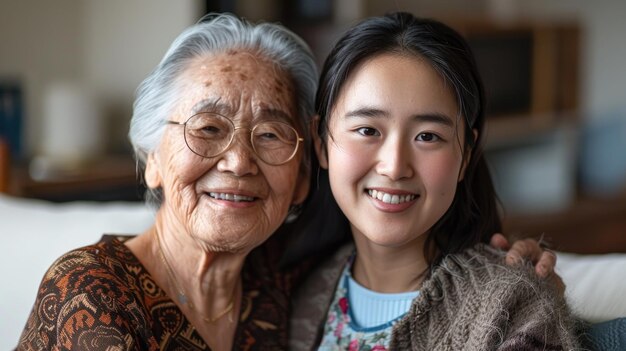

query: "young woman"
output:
290 12 580 350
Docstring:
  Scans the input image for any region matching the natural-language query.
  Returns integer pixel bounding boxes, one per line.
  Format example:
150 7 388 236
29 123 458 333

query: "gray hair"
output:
129 13 318 207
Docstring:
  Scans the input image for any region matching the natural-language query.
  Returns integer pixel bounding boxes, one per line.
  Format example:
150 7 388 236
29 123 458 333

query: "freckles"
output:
220 65 233 73
204 80 212 87
270 79 296 112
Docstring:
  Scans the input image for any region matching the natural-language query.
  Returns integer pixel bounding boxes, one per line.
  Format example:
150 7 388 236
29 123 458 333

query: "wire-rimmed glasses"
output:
166 112 304 166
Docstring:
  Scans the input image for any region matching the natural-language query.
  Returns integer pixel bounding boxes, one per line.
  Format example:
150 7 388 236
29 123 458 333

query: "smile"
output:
208 192 255 202
367 189 417 204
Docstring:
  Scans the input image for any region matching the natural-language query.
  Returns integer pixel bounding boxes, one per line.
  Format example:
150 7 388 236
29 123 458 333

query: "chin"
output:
195 230 268 254
355 223 429 249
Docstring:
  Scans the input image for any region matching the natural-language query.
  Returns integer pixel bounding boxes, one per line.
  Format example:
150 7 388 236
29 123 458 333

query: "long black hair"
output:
284 12 501 267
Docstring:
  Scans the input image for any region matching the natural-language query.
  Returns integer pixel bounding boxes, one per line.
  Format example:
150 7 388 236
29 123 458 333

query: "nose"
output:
375 135 414 180
216 130 259 176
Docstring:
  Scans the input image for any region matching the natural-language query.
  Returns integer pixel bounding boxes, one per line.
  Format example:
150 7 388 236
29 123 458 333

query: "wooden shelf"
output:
7 155 143 202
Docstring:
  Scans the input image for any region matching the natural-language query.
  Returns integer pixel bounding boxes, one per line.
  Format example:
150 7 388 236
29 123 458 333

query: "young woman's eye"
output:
416 132 440 142
356 127 380 136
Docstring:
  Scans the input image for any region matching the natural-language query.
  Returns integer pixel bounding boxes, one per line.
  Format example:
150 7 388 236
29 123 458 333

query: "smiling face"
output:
145 50 308 253
316 53 468 250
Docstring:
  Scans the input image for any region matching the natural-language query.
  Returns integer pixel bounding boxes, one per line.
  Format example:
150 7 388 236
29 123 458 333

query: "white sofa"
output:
1 194 625 349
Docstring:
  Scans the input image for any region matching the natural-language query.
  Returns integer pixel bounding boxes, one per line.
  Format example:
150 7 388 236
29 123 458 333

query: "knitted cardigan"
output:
290 243 582 350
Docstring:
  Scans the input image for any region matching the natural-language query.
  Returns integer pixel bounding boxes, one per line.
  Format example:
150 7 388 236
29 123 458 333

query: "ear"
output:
458 129 478 182
144 152 162 189
312 115 328 169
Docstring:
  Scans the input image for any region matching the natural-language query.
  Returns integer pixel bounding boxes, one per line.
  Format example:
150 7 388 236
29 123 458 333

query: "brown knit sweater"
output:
290 243 582 350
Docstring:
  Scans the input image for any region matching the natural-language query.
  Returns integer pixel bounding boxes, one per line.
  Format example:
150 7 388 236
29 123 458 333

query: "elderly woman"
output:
18 14 316 350
17 13 559 351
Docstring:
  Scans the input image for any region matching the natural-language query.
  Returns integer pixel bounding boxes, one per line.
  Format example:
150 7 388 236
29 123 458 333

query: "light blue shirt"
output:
347 270 419 329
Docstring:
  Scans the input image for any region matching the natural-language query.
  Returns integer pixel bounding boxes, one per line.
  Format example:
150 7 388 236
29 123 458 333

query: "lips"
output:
367 189 417 204
208 192 256 202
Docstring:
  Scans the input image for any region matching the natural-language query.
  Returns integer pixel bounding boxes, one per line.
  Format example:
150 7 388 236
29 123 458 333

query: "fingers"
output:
489 233 510 250
535 249 557 278
504 238 543 267
496 234 566 297
551 270 567 298
538 250 566 297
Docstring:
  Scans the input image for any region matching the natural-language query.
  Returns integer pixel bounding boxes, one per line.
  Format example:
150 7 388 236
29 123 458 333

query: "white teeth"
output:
367 189 416 204
391 195 399 204
382 193 391 203
209 192 254 202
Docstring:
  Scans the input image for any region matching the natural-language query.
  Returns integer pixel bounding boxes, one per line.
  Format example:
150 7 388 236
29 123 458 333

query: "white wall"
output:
0 0 85 156
0 0 202 157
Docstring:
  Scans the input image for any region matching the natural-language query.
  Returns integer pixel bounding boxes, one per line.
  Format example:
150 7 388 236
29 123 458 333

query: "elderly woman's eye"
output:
201 125 221 134
259 132 279 140
356 127 380 136
254 122 294 143
188 123 227 141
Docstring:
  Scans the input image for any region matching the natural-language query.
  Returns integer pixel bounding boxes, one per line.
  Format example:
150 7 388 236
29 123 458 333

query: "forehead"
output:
345 53 457 110
174 50 297 120
337 54 461 122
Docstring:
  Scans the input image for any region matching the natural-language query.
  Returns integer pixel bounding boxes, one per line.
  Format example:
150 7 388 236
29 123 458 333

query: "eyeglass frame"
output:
165 112 305 166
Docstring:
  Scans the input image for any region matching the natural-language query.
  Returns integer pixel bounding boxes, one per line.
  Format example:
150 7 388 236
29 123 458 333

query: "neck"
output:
155 222 245 314
351 230 429 293
128 215 247 321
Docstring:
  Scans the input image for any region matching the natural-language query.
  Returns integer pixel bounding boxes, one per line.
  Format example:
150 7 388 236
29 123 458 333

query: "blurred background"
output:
1 0 625 253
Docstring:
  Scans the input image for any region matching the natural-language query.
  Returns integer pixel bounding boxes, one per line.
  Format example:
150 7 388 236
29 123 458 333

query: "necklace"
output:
154 228 235 323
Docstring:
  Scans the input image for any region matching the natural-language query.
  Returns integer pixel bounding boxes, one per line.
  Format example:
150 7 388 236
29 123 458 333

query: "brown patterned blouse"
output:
17 234 299 350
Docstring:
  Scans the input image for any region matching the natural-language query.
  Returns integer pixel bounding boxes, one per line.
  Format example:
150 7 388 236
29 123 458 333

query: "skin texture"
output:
316 53 469 292
146 50 308 254
127 50 308 349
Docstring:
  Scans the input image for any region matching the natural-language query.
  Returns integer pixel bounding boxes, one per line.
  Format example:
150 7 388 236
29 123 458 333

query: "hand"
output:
490 233 565 296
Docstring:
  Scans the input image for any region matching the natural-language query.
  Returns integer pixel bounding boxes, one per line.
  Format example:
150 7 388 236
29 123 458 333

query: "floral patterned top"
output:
318 263 411 351
17 234 300 350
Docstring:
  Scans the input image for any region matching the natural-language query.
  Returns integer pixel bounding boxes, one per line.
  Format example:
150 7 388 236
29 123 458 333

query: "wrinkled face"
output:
316 53 468 249
146 50 308 253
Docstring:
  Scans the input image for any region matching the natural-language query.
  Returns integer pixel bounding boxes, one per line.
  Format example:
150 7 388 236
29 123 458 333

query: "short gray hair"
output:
129 13 318 207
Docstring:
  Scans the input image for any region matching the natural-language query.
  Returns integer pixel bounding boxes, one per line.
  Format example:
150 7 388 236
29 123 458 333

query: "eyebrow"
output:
255 107 293 124
190 98 293 124
191 98 231 115
344 107 455 127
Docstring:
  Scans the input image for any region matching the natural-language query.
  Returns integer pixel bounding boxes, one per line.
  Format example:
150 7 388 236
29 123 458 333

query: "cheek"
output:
265 161 301 202
159 140 211 202
422 152 463 198
327 142 370 182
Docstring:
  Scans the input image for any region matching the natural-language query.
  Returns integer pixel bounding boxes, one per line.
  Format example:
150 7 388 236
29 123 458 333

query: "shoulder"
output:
422 244 573 321
18 235 155 350
430 243 531 288
289 242 354 350
402 244 581 350
40 235 139 293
